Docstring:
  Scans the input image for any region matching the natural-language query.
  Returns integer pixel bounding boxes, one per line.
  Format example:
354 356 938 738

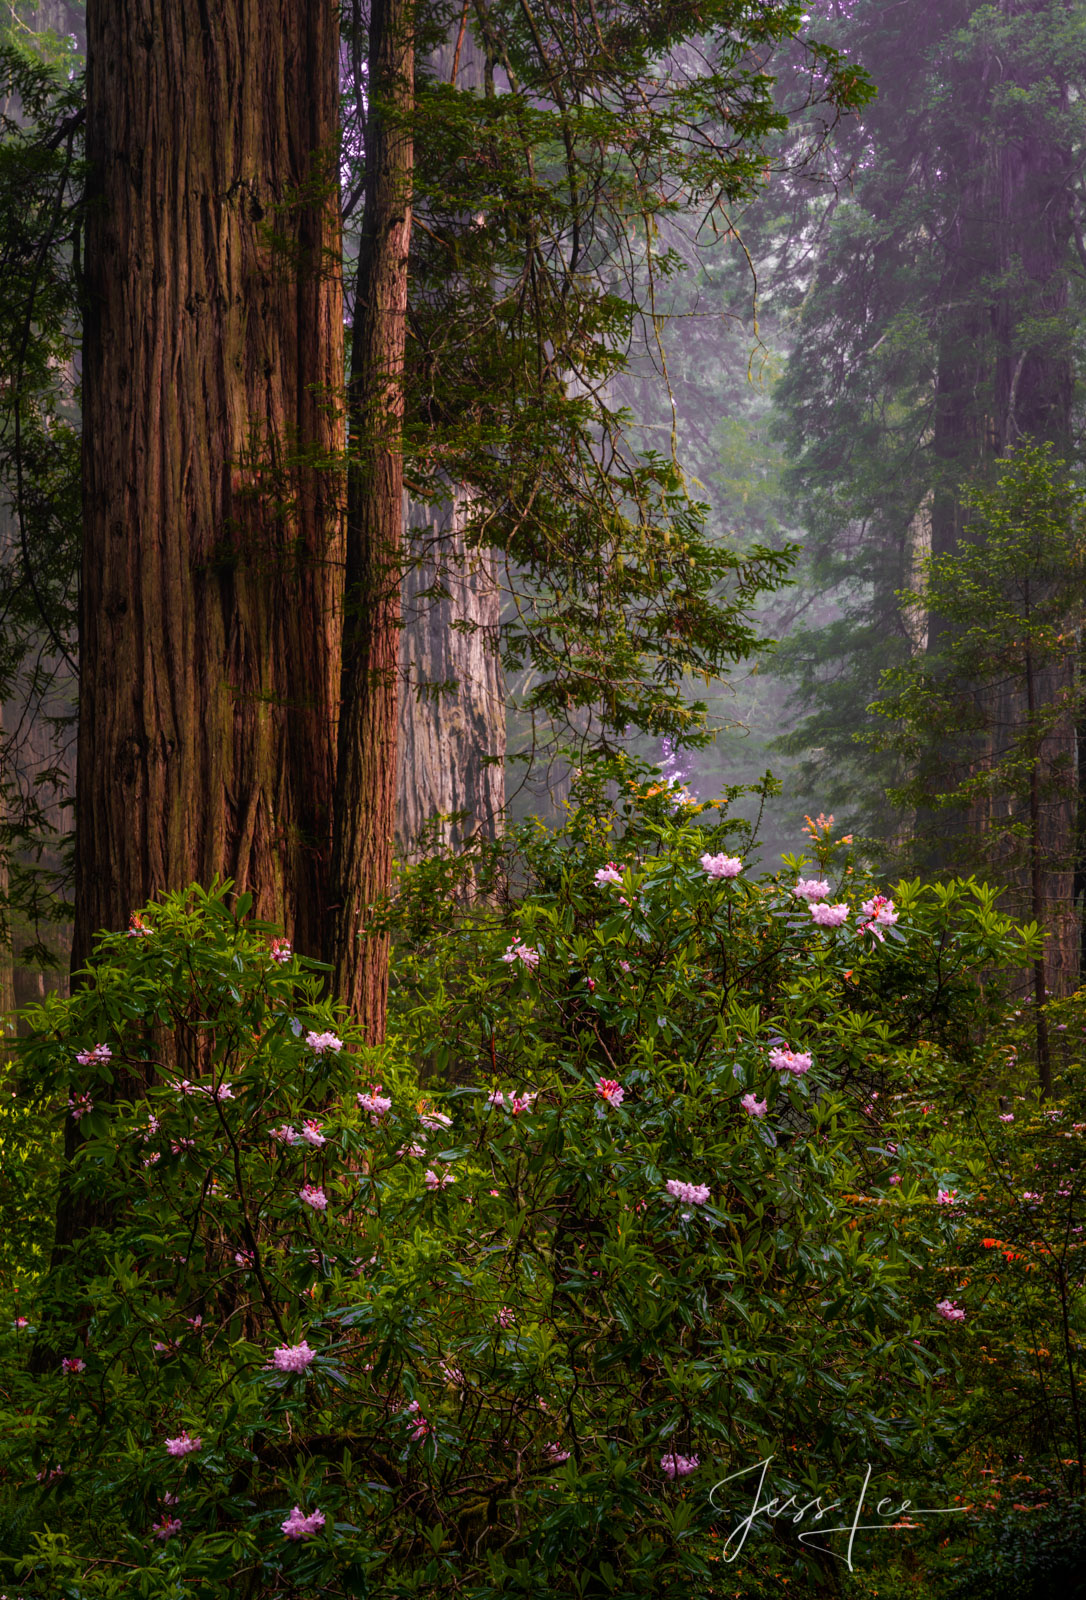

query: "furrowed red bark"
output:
328 0 414 1039
75 0 345 981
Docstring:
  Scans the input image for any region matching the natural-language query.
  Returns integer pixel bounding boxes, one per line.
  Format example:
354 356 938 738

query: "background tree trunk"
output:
396 492 504 858
328 0 414 1040
75 0 344 976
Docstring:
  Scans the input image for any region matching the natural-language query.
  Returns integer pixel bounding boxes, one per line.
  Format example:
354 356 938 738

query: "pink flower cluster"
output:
425 1167 456 1190
420 1109 453 1132
935 1300 966 1323
165 1431 202 1457
486 1091 536 1115
298 1184 327 1212
75 1043 112 1067
496 1306 516 1329
270 1341 315 1374
152 1514 182 1542
68 1092 94 1122
859 894 899 941
281 1505 325 1540
793 879 830 902
741 1093 767 1117
700 852 743 879
660 1452 699 1478
545 1443 571 1463
268 938 292 964
358 1085 392 1121
665 1178 711 1206
60 1356 85 1374
594 862 624 886
502 937 540 969
937 1189 957 1206
595 1078 624 1109
810 902 849 927
768 1046 812 1076
305 1030 343 1055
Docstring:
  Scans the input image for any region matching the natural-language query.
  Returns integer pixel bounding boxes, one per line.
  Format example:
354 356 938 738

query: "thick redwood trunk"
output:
328 0 414 1039
76 0 344 976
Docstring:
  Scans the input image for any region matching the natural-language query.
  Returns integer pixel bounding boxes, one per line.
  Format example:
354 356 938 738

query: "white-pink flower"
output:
270 1341 315 1374
501 938 540 969
152 1515 182 1542
486 1089 505 1108
665 1178 711 1206
424 1168 456 1190
281 1505 326 1541
810 902 849 927
299 1184 327 1212
935 1300 965 1323
660 1452 699 1478
594 862 624 887
859 894 899 941
397 1141 427 1159
768 1046 812 1076
889 1174 902 1186
68 1091 94 1122
496 1306 515 1329
419 1109 453 1133
937 1189 957 1205
305 1030 343 1055
792 879 830 902
60 1356 85 1374
357 1085 392 1121
595 1078 625 1109
75 1043 112 1067
300 1119 326 1147
700 852 743 879
165 1431 202 1457
999 1113 1015 1123
269 938 292 964
271 1125 299 1145
440 1361 465 1386
741 1093 768 1118
545 1443 571 1463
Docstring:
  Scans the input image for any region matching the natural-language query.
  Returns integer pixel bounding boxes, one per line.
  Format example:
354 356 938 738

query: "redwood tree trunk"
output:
328 0 414 1039
76 0 344 977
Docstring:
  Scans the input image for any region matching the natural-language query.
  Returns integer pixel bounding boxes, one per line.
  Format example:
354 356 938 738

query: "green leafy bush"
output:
0 767 1053 1598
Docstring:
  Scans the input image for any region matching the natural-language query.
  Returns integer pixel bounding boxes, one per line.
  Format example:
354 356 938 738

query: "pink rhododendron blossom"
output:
281 1505 325 1541
999 1113 1015 1123
768 1046 812 1076
425 1167 456 1190
594 862 624 886
271 1125 299 1145
397 1141 427 1159
357 1085 393 1121
741 1093 767 1117
234 1250 254 1268
595 1078 624 1108
501 937 540 968
810 902 849 927
14 1316 28 1330
889 1174 902 1186
937 1189 957 1205
859 894 899 941
661 1452 699 1478
170 1138 195 1154
165 1432 202 1457
509 1092 538 1116
496 1306 515 1329
486 1090 505 1108
75 1043 112 1067
126 914 153 937
152 1515 182 1542
268 938 292 964
1023 1191 1042 1202
700 852 743 879
419 1109 452 1133
305 1030 343 1055
545 1444 571 1463
440 1362 464 1386
68 1092 93 1122
618 959 631 972
60 1356 85 1374
299 1184 328 1212
793 879 831 902
300 1119 326 1147
270 1341 315 1374
935 1300 966 1323
665 1178 711 1206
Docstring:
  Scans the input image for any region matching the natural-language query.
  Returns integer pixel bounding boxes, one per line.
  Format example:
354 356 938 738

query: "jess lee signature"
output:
709 1456 969 1570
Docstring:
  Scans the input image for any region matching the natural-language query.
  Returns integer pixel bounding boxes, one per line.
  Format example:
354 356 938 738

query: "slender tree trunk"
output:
328 0 414 1039
1026 636 1054 1096
76 0 344 979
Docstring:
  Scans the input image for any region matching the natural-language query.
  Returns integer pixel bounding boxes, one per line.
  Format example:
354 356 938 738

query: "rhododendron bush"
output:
0 765 1060 1597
